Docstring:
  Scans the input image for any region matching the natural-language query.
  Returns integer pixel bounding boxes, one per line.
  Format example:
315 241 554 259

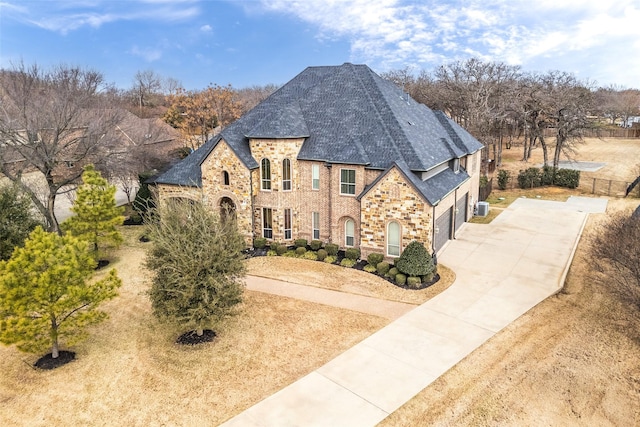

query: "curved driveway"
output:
222 196 608 427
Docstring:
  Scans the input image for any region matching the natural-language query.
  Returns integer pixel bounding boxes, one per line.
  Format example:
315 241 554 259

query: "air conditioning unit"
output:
477 201 489 217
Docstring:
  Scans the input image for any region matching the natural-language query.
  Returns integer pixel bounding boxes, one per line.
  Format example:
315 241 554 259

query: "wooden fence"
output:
542 127 640 138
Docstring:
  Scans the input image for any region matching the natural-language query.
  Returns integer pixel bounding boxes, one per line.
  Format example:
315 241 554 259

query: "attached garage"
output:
434 207 453 253
455 193 468 231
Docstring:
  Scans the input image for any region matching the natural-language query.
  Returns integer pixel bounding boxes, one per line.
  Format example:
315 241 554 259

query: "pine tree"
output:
62 165 125 258
145 200 246 337
0 184 43 260
0 227 121 359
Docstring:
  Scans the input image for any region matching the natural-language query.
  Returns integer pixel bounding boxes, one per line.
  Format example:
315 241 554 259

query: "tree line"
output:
381 59 640 170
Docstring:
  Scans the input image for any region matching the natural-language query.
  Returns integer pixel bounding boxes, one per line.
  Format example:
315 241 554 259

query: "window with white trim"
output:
261 159 271 190
284 209 292 240
262 208 273 239
312 211 320 240
345 219 355 247
282 159 291 191
387 221 401 257
312 164 320 190
340 169 356 195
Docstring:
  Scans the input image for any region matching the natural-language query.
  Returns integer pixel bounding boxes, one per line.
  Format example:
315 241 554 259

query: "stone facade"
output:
360 167 433 259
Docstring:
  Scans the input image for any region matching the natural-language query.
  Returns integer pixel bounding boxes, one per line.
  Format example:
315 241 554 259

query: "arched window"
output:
282 158 291 191
387 221 401 257
261 159 271 190
223 171 230 186
345 219 355 247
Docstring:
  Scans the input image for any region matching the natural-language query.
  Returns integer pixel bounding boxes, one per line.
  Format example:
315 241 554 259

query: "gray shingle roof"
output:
154 63 484 187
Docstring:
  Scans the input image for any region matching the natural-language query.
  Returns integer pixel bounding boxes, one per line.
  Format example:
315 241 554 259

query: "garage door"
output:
434 207 453 253
455 193 468 231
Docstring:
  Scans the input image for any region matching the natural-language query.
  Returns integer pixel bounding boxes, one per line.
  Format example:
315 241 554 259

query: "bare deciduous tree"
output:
0 62 122 233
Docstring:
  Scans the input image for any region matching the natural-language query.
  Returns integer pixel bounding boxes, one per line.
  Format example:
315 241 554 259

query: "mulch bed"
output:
35 351 76 370
176 330 216 345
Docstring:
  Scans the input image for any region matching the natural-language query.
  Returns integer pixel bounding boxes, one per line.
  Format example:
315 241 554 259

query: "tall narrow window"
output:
387 221 401 257
282 159 292 191
284 209 292 240
223 171 230 186
262 208 273 239
261 159 271 190
345 219 355 247
340 169 356 195
312 212 320 240
312 164 320 190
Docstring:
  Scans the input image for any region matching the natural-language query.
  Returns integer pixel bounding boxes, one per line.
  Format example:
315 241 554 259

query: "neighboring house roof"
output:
154 63 483 187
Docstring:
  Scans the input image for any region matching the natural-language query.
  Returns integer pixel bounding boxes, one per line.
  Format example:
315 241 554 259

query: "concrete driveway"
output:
221 196 607 427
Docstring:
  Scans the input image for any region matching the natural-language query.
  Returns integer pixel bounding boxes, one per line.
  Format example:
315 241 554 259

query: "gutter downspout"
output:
325 162 332 243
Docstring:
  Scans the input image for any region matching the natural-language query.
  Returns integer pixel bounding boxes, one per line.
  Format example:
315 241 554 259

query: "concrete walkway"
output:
222 196 607 427
246 276 417 320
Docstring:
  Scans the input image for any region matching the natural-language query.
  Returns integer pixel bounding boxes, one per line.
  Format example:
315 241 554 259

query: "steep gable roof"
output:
155 63 483 186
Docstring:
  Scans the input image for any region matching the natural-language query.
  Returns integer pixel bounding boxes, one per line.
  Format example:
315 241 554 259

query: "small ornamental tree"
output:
0 227 121 360
62 165 125 258
0 184 43 260
396 240 435 277
145 200 246 338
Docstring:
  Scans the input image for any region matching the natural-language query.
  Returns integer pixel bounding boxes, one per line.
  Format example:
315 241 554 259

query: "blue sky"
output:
1 0 639 90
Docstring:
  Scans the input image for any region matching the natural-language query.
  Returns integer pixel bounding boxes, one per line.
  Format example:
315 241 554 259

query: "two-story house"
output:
153 63 483 258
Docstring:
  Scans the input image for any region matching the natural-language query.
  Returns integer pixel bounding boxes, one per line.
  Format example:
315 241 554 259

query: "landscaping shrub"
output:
497 169 510 190
386 267 398 278
295 247 307 256
340 258 356 268
345 247 360 261
407 276 422 289
396 241 435 277
303 251 317 261
294 238 307 248
555 168 580 189
253 237 267 249
316 249 327 261
267 250 277 256
275 244 288 256
364 264 377 273
517 167 542 189
283 250 297 257
422 272 435 283
376 261 390 276
324 255 337 264
367 253 384 266
325 243 339 256
395 273 407 285
310 240 322 251
541 166 555 186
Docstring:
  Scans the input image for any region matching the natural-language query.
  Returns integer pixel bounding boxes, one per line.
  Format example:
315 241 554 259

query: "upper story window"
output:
340 169 356 195
223 171 230 186
261 158 271 190
282 159 292 191
312 164 320 190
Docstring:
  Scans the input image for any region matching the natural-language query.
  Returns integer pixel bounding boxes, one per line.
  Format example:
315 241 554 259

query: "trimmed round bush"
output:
376 261 390 276
310 240 322 251
275 244 288 256
283 250 297 257
267 249 277 256
364 264 377 273
340 258 356 268
395 273 407 286
316 248 328 261
396 241 435 277
253 237 267 249
422 272 435 283
325 243 339 256
407 276 422 289
294 238 308 248
324 255 337 264
367 253 384 266
386 267 398 278
345 247 360 261
295 246 307 256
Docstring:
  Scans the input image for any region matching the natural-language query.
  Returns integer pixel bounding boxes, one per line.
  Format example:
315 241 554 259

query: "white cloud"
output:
200 24 212 33
129 45 162 62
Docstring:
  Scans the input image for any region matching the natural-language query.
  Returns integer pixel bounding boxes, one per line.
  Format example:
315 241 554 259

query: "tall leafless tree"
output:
0 62 122 233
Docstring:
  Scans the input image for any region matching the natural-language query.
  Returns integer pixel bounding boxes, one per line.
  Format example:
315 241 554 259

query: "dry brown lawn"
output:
0 227 393 426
